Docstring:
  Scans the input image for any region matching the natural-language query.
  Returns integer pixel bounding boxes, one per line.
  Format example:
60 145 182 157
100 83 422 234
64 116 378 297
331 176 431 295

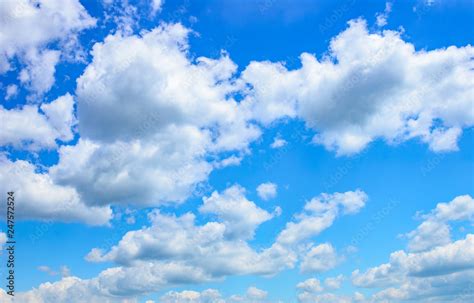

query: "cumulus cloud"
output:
19 48 60 95
0 156 112 225
344 195 474 302
200 185 274 240
297 278 323 293
404 195 474 252
256 182 278 201
48 23 260 208
300 243 341 273
160 287 268 303
240 19 474 155
277 190 368 245
84 186 295 290
353 234 474 288
4 84 17 100
0 0 96 93
76 188 364 297
0 93 76 150
160 289 224 303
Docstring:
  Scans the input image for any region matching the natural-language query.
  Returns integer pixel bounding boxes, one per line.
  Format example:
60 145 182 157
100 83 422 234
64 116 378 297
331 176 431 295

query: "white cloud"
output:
240 19 474 155
324 274 344 290
297 275 351 303
160 287 269 303
0 93 76 150
405 195 474 252
80 188 365 296
256 182 278 201
297 292 356 303
0 156 112 225
0 0 96 93
300 243 341 273
0 276 137 303
200 185 274 240
50 127 213 207
151 0 163 15
4 84 17 100
85 186 295 285
375 2 392 27
48 23 260 208
1 187 366 299
277 190 368 245
270 137 287 149
297 278 323 293
19 48 60 95
347 196 474 302
353 234 474 302
160 289 224 303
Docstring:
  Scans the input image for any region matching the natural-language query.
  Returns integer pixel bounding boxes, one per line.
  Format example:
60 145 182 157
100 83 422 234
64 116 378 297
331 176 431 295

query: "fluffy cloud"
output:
0 156 112 225
345 195 474 302
76 188 364 297
200 185 274 240
375 2 392 27
296 275 359 303
160 287 268 303
353 234 474 288
352 235 474 302
4 283 266 303
85 186 294 289
160 289 224 303
277 190 368 245
4 84 17 100
300 243 341 273
0 0 96 93
19 48 60 95
297 278 323 293
240 19 474 155
405 195 474 252
270 136 287 149
48 23 259 208
50 128 213 207
0 276 137 303
256 182 278 201
0 93 76 150
297 292 360 303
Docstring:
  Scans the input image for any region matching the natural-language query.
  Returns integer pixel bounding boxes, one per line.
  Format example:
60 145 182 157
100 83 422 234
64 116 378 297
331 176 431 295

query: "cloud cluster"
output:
241 19 474 155
351 195 474 303
0 0 96 94
276 190 367 245
48 23 259 208
404 195 474 252
71 188 364 298
0 94 76 150
160 286 269 303
0 156 112 225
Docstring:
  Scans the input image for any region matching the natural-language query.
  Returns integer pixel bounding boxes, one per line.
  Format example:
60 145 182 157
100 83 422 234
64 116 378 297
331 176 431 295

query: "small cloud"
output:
60 265 71 277
271 136 287 149
5 84 18 100
257 182 278 200
375 2 392 27
215 155 243 168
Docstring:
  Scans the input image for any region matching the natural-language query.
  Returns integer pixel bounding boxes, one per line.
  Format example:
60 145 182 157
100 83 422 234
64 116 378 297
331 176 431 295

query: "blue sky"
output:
0 0 473 302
